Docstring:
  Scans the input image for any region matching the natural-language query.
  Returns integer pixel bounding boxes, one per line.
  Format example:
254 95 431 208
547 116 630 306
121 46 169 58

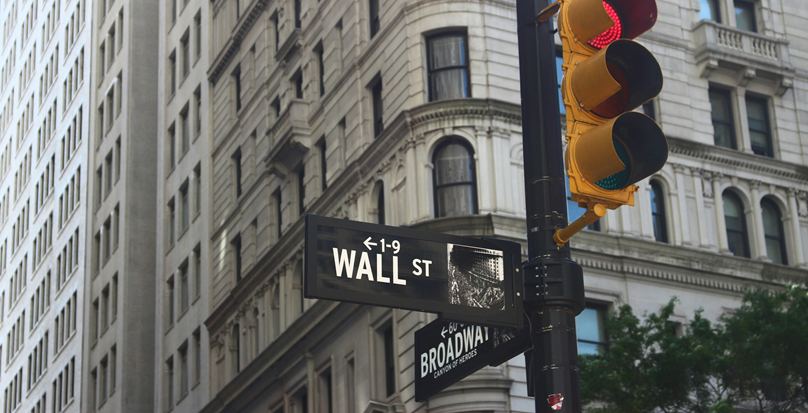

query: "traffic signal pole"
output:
516 0 586 412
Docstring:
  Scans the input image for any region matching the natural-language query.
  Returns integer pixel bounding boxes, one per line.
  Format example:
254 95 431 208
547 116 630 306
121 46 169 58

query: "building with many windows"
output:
184 0 808 412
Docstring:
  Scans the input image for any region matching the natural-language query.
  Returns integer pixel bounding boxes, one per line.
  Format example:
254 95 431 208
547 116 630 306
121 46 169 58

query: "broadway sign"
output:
414 317 531 401
304 214 523 328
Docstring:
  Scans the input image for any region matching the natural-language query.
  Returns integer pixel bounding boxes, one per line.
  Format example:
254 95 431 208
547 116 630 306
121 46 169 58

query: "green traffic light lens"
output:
595 137 630 190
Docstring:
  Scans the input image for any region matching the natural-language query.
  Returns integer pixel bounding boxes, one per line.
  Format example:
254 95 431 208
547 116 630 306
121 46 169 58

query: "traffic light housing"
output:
557 0 668 212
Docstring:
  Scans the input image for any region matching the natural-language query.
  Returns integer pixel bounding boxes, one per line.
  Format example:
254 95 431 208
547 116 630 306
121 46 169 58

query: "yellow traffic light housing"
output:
552 0 669 245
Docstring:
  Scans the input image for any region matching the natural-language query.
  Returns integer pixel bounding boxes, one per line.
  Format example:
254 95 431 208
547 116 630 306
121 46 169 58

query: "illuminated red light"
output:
588 1 622 49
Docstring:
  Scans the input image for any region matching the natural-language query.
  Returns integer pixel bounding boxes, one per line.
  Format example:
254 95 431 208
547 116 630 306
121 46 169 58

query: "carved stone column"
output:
787 188 806 267
403 137 418 225
637 180 655 239
673 164 691 245
475 126 495 213
750 180 770 261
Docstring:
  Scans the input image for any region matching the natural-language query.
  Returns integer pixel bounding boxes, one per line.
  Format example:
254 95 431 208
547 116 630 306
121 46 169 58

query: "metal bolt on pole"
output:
515 0 586 411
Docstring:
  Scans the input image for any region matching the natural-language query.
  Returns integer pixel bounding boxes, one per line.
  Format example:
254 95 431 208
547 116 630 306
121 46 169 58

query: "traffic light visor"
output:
573 112 667 189
567 0 658 47
570 40 663 118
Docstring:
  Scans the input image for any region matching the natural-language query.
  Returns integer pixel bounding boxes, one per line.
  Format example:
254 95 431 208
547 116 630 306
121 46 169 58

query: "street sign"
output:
414 317 531 402
304 214 523 328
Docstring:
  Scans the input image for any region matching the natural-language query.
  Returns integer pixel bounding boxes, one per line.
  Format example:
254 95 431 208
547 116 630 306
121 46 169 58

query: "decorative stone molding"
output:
798 192 808 217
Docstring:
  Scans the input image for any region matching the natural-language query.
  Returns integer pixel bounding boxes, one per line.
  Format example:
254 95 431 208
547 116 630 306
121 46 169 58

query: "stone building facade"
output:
181 0 808 412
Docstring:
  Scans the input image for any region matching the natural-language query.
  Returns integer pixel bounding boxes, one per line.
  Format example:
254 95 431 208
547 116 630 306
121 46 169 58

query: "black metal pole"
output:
516 0 586 412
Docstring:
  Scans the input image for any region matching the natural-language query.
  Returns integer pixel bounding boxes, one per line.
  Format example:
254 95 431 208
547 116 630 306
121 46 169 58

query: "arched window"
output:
252 307 260 358
271 284 281 340
231 324 241 375
650 181 668 243
761 198 787 265
433 139 477 218
723 192 750 258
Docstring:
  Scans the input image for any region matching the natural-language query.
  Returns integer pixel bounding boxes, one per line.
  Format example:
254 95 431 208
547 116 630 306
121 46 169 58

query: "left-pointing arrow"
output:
363 237 377 250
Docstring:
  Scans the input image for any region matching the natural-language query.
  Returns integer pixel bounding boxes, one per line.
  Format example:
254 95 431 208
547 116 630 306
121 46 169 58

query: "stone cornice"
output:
208 0 271 85
668 136 808 183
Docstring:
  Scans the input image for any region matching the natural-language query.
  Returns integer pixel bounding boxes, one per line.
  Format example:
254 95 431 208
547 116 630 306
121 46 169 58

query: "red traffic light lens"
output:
588 1 622 49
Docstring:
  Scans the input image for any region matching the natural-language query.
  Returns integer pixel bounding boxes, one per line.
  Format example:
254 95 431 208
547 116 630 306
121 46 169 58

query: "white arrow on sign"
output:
441 327 448 338
363 237 377 250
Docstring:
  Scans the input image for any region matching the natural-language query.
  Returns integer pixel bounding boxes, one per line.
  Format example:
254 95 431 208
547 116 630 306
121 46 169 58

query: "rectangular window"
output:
91 368 98 411
100 357 108 403
232 147 242 198
108 25 116 65
193 244 201 298
273 189 282 239
101 286 109 332
746 96 772 157
426 33 470 101
180 181 189 232
111 274 118 320
167 197 176 246
113 204 120 251
194 164 202 215
297 165 305 216
346 357 355 412
734 0 756 32
232 64 242 111
369 0 380 38
709 88 736 149
110 345 117 393
105 151 113 194
167 122 176 169
115 137 121 180
169 50 176 95
179 261 189 313
372 79 383 137
294 0 301 28
576 305 607 355
318 137 327 191
170 0 177 24
194 86 202 136
193 329 201 384
92 299 99 341
293 70 303 99
194 12 202 59
165 357 174 411
232 234 242 282
181 30 190 78
179 344 189 397
181 104 190 153
271 12 280 53
319 368 333 413
316 42 325 96
99 42 106 74
166 277 175 327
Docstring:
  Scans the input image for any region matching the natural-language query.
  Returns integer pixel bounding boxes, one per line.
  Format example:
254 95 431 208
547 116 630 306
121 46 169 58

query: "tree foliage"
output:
580 285 808 413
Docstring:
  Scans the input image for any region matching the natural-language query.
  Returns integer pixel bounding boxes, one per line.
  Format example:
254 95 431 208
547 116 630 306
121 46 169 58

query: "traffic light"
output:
555 0 668 232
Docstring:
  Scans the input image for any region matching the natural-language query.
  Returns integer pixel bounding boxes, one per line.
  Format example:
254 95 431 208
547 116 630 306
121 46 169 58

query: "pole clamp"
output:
522 257 585 315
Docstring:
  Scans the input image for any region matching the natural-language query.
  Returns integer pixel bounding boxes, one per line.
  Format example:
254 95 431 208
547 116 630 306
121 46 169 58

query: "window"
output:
115 137 121 180
169 50 177 95
180 181 189 232
383 325 395 397
294 0 301 28
427 33 470 101
232 64 241 111
699 0 721 22
170 0 177 25
181 104 190 154
369 0 379 38
194 12 202 59
723 191 750 258
231 324 241 375
746 96 772 157
371 78 383 137
111 274 118 320
100 357 108 404
317 137 327 191
167 197 176 246
99 42 106 74
293 70 303 99
101 285 109 332
232 233 242 282
376 181 385 225
576 305 607 355
734 0 756 32
193 244 201 298
181 30 190 78
316 42 325 96
194 164 201 214
318 368 333 413
105 151 113 194
110 345 117 393
96 166 104 207
271 12 280 53
761 198 787 265
232 147 242 197
91 368 98 411
194 86 202 135
433 139 477 217
650 181 668 243
113 204 120 251
165 357 174 411
273 189 282 239
345 357 355 412
709 88 736 149
193 329 201 383
179 344 188 398
642 99 657 122
179 261 189 313
167 122 176 169
166 276 175 327
297 165 305 215
92 299 100 340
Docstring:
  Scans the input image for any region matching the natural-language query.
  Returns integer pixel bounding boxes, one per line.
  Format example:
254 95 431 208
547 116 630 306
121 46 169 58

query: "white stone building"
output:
176 0 808 412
